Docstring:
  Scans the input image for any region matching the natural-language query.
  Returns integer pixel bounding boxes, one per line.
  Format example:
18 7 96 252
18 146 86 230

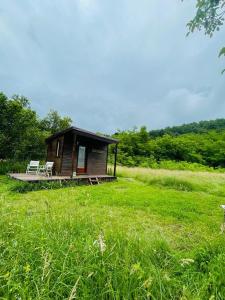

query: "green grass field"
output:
0 168 225 299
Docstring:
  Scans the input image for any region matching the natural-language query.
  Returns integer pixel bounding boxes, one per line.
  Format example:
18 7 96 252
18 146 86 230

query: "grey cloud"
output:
0 0 225 133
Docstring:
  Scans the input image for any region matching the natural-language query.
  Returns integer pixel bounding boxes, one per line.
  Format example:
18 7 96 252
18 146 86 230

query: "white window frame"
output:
56 140 60 157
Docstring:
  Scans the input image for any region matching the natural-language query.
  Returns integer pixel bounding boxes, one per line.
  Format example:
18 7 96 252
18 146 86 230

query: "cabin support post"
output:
113 144 118 177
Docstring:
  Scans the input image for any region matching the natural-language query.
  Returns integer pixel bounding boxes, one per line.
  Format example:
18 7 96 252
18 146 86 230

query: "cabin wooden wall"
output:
86 143 108 175
46 134 109 176
46 136 64 175
60 132 74 176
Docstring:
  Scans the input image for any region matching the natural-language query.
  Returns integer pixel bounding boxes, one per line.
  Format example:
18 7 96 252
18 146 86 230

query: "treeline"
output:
112 124 225 168
0 92 72 160
2 91 225 169
149 119 225 137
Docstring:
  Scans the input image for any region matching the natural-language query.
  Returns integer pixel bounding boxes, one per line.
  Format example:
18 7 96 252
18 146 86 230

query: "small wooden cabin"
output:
45 127 118 177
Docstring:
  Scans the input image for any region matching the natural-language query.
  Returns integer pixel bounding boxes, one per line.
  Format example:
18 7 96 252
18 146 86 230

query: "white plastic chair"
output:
46 161 54 177
26 161 40 174
39 162 54 177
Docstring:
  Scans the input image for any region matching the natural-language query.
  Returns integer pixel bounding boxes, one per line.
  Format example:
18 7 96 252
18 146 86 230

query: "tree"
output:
40 110 72 134
187 0 225 72
112 123 225 168
0 93 46 159
0 92 73 160
149 119 225 137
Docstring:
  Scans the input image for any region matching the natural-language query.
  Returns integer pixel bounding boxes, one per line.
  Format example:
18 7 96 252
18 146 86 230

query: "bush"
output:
156 160 221 172
0 160 27 175
11 179 80 193
147 177 194 192
119 159 225 172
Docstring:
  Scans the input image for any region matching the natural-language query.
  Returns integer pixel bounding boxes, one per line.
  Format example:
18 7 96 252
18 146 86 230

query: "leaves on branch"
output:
219 47 225 57
187 0 225 74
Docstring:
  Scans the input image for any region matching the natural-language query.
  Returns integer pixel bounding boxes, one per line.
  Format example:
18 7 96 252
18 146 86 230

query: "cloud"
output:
166 88 207 113
0 0 225 133
77 0 98 14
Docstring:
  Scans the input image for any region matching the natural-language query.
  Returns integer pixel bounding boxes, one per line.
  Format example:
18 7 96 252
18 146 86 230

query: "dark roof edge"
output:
45 126 119 144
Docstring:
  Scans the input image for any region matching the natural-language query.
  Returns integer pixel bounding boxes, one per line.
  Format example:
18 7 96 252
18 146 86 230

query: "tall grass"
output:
0 172 225 299
0 204 224 299
117 166 225 196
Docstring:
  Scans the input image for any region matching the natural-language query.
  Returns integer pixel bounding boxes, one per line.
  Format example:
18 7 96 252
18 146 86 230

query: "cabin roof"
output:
45 126 119 144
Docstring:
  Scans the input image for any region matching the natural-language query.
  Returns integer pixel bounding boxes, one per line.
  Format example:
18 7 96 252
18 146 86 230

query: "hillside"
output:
149 118 225 137
0 168 224 299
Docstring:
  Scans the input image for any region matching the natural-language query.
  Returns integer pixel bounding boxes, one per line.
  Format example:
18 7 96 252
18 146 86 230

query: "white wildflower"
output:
41 252 52 281
163 272 171 282
93 233 106 255
68 276 80 300
180 258 195 267
142 277 152 288
87 272 94 278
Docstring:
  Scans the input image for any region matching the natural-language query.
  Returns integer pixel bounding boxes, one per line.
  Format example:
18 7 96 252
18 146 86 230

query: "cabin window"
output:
56 140 60 157
77 145 87 174
77 146 86 168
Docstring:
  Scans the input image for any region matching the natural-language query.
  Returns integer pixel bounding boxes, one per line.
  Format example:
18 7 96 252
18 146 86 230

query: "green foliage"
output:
219 47 225 57
155 160 219 171
112 122 225 169
0 173 225 299
150 118 225 137
0 92 72 160
117 165 225 197
187 0 225 37
39 110 72 134
0 93 45 160
0 160 27 175
187 0 225 71
147 177 194 192
11 179 79 193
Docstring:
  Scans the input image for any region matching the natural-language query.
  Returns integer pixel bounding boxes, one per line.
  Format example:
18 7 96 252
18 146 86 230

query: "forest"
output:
1 91 225 169
113 124 225 169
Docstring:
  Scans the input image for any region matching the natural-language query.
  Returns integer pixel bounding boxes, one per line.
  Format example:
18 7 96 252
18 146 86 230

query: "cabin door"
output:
76 145 87 174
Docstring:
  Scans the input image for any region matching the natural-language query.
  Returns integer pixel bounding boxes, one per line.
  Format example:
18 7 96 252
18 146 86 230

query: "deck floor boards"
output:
9 173 116 183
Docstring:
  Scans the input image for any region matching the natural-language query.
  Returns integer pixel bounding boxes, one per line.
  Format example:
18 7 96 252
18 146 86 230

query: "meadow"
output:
0 167 225 299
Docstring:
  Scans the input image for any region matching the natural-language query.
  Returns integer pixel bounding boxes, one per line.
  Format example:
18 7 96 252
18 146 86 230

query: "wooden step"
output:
89 177 100 185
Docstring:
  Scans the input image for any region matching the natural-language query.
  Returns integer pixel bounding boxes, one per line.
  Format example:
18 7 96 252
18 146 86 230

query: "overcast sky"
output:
0 0 225 133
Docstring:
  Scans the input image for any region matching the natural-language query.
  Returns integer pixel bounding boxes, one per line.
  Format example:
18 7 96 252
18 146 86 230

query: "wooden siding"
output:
86 143 108 175
61 132 73 176
46 136 64 175
46 133 109 176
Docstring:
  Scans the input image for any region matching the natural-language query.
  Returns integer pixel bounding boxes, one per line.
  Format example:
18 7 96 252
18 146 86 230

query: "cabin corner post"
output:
59 136 64 175
71 133 77 178
113 143 118 177
105 144 109 175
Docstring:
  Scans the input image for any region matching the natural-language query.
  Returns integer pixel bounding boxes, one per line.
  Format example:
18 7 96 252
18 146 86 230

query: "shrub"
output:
147 177 194 192
157 160 220 172
11 179 79 193
0 160 27 175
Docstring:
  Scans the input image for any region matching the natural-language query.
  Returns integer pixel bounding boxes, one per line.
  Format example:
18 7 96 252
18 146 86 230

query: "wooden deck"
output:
9 173 116 183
